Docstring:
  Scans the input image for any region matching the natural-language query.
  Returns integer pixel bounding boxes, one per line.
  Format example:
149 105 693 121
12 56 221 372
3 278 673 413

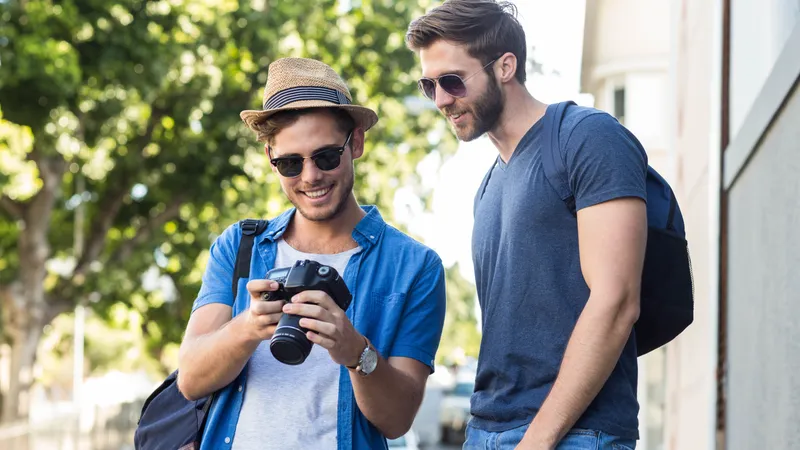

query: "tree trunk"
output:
0 285 46 422
0 155 68 424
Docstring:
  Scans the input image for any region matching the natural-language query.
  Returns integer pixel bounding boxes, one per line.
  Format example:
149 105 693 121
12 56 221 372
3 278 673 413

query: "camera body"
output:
263 259 352 365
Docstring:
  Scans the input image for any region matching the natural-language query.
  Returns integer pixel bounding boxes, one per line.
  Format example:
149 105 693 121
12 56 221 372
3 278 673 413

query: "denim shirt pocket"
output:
360 291 406 355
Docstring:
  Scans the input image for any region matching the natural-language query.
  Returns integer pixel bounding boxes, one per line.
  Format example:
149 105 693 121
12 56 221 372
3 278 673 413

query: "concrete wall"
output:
725 81 800 450
662 0 719 449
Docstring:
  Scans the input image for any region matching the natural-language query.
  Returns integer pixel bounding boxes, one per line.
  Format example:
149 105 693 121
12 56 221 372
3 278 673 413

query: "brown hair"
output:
253 108 355 145
405 0 527 84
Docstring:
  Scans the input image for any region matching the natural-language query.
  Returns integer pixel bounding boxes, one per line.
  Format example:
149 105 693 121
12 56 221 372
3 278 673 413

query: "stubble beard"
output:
451 76 504 142
292 166 355 223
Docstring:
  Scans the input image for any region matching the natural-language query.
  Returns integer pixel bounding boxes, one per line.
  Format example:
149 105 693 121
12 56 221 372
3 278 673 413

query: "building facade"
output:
581 0 800 448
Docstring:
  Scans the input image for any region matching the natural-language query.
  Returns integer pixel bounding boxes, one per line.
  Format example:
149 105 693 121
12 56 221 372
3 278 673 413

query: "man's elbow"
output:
380 390 423 439
177 367 204 401
617 291 640 329
594 285 640 329
382 420 413 440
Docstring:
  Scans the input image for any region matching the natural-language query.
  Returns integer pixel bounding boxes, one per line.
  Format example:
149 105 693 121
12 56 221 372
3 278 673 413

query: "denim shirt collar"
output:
258 205 386 249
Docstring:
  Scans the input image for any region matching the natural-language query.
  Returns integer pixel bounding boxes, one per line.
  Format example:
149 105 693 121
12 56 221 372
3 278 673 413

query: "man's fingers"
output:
250 299 285 316
306 331 334 349
283 302 326 319
291 291 335 309
299 318 336 336
256 313 283 327
247 279 280 298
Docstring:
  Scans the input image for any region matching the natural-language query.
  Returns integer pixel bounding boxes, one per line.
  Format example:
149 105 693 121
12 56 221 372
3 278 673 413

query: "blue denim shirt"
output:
192 206 447 450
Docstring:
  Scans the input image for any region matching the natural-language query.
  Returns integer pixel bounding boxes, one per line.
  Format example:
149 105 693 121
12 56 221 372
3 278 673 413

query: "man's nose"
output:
300 158 324 183
435 85 456 110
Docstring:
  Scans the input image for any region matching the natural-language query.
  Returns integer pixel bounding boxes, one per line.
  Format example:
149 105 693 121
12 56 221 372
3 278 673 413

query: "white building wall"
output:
662 1 721 448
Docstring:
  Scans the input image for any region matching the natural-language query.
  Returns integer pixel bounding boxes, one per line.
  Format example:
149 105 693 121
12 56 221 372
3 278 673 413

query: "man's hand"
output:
284 290 364 366
244 279 287 342
514 437 555 450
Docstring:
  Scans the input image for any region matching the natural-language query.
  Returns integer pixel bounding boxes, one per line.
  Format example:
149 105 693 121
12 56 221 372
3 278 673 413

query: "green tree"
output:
437 263 481 366
0 0 455 422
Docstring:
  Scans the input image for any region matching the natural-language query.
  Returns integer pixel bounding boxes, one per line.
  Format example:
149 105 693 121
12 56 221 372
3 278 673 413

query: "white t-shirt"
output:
231 239 361 450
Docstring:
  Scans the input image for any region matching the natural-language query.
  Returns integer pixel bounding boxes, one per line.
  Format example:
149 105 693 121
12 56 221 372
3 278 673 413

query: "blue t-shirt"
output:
470 105 647 440
193 206 447 450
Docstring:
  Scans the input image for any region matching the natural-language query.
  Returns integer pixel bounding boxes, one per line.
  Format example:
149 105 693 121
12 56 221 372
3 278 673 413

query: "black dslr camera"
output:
262 259 352 365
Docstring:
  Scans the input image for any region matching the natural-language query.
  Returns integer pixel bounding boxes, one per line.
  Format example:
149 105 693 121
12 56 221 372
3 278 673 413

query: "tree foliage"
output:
0 0 478 420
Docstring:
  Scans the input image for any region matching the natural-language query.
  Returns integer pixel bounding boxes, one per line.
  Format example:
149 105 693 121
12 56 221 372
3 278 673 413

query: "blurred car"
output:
439 372 475 444
387 428 420 450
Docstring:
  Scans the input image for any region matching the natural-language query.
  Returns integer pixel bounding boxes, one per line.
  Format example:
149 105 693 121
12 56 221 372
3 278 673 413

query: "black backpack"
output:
134 219 268 450
540 102 694 355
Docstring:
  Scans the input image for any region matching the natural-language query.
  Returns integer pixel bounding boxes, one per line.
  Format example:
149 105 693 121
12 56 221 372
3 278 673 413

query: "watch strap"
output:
346 336 369 370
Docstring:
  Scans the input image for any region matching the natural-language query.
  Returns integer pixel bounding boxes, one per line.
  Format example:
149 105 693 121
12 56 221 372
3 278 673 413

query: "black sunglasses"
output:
417 58 499 101
269 130 353 178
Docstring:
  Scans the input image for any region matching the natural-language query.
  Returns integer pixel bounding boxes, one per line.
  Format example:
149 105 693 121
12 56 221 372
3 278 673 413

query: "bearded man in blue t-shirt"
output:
407 1 648 449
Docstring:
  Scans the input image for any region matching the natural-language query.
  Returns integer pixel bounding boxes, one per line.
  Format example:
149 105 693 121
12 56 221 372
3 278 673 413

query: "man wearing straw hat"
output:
176 57 447 449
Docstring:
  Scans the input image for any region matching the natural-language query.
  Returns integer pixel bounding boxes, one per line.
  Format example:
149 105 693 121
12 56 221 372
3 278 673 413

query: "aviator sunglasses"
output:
269 130 353 178
417 58 499 101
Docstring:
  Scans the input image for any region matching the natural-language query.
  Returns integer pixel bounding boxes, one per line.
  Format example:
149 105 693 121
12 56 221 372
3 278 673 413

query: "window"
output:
614 86 626 124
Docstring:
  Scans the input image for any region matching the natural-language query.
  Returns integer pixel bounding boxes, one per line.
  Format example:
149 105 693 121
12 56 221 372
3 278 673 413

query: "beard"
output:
289 164 355 223
445 75 504 142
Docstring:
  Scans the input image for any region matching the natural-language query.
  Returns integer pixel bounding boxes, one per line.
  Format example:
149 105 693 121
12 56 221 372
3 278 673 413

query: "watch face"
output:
361 348 378 374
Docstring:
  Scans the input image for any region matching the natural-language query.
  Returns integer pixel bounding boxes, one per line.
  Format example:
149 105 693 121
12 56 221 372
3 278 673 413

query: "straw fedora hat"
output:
240 58 378 136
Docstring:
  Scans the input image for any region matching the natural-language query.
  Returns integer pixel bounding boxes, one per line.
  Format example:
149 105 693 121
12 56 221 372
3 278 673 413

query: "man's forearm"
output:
177 315 261 400
350 356 424 439
525 292 639 446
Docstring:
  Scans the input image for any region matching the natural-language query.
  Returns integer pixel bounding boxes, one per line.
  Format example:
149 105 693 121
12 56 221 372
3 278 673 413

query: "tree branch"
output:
0 195 23 219
73 177 131 277
26 145 67 229
72 108 165 278
111 194 188 264
42 295 75 326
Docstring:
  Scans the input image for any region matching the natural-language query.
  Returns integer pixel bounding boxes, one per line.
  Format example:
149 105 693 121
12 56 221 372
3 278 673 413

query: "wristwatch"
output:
347 337 378 376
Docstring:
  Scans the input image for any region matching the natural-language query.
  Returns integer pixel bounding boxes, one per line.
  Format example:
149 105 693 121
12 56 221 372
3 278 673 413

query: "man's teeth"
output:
305 187 331 198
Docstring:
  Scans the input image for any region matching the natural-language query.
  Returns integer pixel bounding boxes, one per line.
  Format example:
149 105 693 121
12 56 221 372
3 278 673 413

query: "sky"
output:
403 0 589 283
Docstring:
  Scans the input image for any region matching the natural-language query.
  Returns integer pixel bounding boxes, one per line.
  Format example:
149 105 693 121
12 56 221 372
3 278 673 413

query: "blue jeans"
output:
463 423 636 450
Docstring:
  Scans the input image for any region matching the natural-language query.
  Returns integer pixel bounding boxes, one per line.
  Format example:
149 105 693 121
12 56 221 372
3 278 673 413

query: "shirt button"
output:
225 437 231 444
238 385 243 392
369 235 375 240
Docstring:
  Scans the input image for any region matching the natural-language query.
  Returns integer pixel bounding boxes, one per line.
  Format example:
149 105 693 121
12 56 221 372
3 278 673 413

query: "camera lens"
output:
269 314 313 365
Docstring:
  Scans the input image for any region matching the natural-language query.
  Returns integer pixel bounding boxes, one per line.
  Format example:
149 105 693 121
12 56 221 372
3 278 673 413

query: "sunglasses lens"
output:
275 158 303 177
419 79 436 100
314 150 342 171
439 75 467 97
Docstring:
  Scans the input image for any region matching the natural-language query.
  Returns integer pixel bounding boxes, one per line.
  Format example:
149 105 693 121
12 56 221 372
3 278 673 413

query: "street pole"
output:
73 172 85 447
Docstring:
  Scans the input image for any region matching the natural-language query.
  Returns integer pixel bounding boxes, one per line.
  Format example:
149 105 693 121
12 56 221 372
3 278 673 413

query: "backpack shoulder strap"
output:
231 219 269 301
197 218 268 441
541 101 577 216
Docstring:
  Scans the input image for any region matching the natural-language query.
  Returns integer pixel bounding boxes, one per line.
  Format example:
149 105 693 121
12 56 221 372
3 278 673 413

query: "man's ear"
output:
496 52 518 84
350 128 365 160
